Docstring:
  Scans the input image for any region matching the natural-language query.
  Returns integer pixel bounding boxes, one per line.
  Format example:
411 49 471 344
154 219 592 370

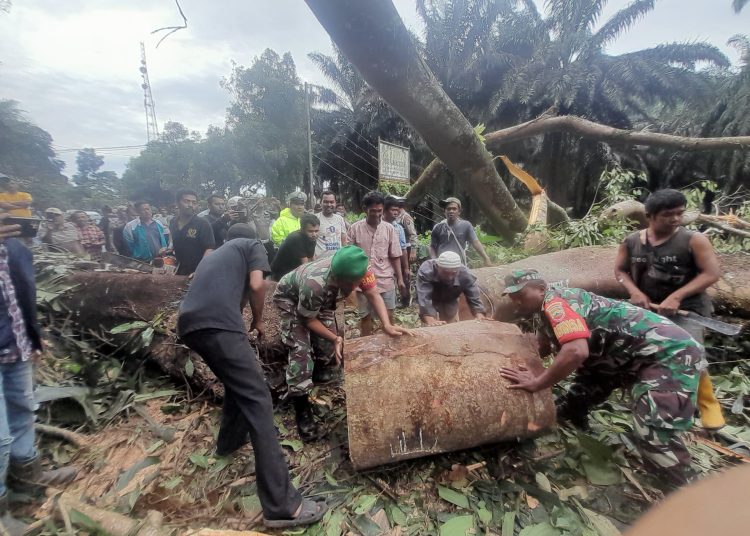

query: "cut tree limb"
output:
600 199 750 239
485 114 750 152
304 0 528 238
404 158 446 212
45 490 170 536
35 423 87 448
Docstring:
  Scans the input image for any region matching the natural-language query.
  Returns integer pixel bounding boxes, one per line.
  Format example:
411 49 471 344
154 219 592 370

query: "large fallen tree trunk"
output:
344 321 555 469
304 0 527 238
50 247 750 397
56 274 307 399
460 246 750 321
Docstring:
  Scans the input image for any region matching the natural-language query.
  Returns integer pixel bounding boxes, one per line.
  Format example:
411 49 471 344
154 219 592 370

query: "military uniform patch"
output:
546 300 565 322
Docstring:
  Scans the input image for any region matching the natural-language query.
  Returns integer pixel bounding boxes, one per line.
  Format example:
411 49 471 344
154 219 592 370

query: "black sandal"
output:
263 498 328 528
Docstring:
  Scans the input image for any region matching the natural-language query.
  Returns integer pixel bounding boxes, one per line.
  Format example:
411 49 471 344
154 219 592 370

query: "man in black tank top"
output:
614 189 725 430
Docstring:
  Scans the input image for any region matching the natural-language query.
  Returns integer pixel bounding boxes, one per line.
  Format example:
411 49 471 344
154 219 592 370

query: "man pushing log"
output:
416 251 487 326
499 269 702 486
273 245 413 442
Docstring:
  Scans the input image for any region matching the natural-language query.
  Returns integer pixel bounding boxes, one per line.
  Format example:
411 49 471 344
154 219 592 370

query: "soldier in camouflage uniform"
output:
499 269 702 485
273 245 412 441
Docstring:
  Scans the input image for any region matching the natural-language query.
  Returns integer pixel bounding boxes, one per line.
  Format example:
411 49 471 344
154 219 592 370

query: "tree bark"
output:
404 158 446 212
345 321 555 469
51 246 750 398
303 0 528 238
460 246 750 321
485 115 750 152
55 274 306 399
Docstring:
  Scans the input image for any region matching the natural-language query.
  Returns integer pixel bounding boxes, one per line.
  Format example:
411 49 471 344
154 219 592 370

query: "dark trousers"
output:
181 329 301 519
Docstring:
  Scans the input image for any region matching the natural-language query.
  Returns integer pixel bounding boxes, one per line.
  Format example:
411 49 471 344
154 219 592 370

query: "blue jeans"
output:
0 360 37 496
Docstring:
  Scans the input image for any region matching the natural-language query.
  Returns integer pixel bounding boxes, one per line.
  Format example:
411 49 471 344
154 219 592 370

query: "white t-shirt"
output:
313 212 346 257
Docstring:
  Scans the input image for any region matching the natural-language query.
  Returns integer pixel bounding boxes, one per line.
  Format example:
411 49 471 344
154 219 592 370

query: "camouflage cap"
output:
502 269 543 295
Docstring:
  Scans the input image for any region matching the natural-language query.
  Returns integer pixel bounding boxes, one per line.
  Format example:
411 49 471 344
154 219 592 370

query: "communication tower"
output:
139 42 160 142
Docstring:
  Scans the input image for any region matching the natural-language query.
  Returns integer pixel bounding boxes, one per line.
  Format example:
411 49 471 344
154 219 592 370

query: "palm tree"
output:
655 34 750 193
308 46 429 206
479 0 730 211
416 0 517 123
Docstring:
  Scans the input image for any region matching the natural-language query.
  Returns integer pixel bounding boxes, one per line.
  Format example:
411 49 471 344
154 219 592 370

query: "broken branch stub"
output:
344 321 556 470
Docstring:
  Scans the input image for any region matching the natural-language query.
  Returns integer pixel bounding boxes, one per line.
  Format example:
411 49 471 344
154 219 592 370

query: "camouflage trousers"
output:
557 346 700 484
276 299 337 397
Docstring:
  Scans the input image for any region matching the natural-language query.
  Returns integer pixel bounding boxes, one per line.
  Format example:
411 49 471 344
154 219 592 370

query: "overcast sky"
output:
1 0 747 178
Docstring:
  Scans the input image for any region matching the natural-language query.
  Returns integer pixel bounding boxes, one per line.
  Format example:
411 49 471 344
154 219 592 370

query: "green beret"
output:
331 245 369 281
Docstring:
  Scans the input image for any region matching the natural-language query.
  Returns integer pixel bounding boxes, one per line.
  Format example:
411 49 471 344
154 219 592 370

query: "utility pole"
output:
305 82 315 210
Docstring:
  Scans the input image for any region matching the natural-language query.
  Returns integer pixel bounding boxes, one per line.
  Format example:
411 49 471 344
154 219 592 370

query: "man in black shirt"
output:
202 193 225 225
177 238 326 528
270 213 319 281
169 189 215 276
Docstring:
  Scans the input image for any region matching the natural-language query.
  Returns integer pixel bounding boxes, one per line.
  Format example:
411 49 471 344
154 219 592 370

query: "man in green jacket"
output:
272 192 307 246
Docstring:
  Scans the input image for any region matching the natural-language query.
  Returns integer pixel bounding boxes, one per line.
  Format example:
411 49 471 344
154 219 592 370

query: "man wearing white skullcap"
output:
416 251 487 326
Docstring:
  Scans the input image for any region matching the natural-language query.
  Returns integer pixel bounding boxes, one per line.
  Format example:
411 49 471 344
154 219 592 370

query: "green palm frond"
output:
625 42 731 69
728 34 750 69
584 0 655 56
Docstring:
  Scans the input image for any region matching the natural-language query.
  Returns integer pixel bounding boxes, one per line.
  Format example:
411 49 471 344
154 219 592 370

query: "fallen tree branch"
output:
46 490 170 536
600 200 750 239
35 424 86 448
697 214 750 239
485 114 750 152
405 158 446 211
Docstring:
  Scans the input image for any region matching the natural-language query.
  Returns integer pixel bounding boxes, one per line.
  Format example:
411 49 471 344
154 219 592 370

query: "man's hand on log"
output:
423 316 445 327
499 364 539 392
628 291 650 310
383 325 416 337
250 319 265 339
474 313 487 321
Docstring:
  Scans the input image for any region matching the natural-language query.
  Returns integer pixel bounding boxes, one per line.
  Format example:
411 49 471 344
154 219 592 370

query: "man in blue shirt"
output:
123 201 168 262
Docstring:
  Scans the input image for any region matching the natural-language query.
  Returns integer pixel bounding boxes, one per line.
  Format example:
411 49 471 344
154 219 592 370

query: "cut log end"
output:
344 321 556 470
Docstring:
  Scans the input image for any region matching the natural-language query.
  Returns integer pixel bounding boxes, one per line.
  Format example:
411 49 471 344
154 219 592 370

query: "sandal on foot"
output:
264 498 328 528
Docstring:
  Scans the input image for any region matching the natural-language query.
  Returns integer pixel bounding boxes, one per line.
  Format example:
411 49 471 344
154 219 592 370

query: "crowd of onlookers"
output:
0 173 494 287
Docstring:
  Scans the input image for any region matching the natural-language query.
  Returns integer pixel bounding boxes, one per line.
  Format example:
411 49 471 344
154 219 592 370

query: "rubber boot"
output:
698 372 726 431
8 457 78 495
0 493 28 536
292 395 320 443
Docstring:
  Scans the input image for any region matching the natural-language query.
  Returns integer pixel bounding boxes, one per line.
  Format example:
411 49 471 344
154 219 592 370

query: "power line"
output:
314 156 441 226
313 155 373 192
313 120 379 165
313 128 447 221
54 144 147 154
